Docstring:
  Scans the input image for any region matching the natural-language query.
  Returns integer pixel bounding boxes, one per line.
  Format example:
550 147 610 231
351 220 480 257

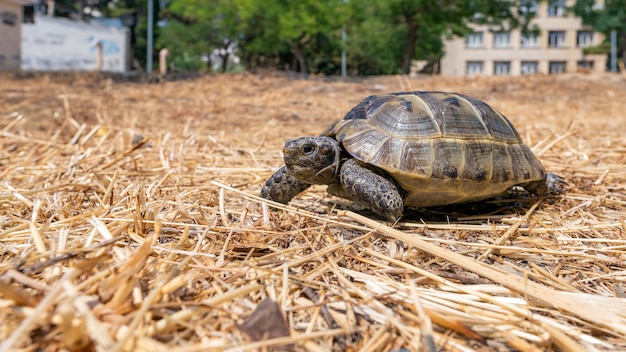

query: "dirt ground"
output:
1 71 626 351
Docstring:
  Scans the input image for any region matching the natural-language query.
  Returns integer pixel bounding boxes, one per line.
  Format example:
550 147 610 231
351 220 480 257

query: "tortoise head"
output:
283 136 341 185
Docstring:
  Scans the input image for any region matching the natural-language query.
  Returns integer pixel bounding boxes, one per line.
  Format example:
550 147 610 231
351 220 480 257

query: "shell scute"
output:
400 140 434 177
366 95 440 138
508 144 534 183
469 98 522 143
432 139 464 180
344 95 393 120
491 143 513 183
463 141 493 182
417 92 491 138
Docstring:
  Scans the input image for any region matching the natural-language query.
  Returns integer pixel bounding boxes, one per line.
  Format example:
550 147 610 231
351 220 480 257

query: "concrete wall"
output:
0 0 30 69
21 15 130 72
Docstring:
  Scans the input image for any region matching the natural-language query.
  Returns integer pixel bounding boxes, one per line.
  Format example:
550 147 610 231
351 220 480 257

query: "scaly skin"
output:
260 165 312 204
260 137 567 221
260 137 405 221
339 159 404 222
261 137 339 205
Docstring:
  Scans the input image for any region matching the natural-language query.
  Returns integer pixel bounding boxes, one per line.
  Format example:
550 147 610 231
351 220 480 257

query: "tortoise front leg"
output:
261 165 312 204
339 159 404 222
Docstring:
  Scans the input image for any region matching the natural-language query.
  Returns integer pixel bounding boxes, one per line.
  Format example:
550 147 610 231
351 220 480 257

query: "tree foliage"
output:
159 0 242 71
341 0 531 74
48 0 542 75
235 0 348 75
571 0 626 67
160 0 532 75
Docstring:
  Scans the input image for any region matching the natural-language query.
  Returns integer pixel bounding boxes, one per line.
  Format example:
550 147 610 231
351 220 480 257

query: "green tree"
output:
572 0 626 68
234 0 287 71
159 0 242 72
386 0 462 74
237 0 347 76
157 19 209 70
344 1 401 75
157 0 538 75
105 0 157 70
336 0 536 76
159 0 348 75
278 0 346 75
378 0 532 74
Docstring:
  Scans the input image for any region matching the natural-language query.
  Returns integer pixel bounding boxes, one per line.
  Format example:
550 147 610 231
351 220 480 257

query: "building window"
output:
519 1 538 16
493 32 511 48
521 61 539 75
494 61 511 75
577 60 594 70
577 31 593 48
466 61 484 75
520 33 539 48
548 1 566 17
466 32 484 48
548 31 566 48
23 5 35 23
549 61 566 74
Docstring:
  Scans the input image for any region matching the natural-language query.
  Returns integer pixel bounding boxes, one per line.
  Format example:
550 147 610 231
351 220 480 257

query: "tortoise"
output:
260 91 565 221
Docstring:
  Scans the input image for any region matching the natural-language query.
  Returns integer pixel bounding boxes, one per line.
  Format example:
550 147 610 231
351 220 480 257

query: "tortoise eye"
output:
302 144 315 155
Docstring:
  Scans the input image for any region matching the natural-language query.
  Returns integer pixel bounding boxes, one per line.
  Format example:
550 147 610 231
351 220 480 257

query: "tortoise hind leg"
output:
339 159 404 222
261 165 312 204
523 173 567 197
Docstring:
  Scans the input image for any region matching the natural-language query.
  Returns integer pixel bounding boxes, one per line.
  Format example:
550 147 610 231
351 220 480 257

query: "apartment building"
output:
440 0 607 76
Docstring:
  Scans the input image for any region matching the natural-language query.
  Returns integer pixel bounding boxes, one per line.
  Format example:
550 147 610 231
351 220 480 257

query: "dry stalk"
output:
1 72 624 351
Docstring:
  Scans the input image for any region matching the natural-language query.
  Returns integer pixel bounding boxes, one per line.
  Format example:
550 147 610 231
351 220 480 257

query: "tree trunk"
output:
291 33 308 78
292 45 307 76
219 39 233 73
220 53 229 73
621 31 626 71
80 0 86 20
205 56 213 72
401 14 419 75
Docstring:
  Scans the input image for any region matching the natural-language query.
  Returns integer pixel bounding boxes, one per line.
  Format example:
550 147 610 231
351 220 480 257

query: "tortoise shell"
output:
322 91 547 207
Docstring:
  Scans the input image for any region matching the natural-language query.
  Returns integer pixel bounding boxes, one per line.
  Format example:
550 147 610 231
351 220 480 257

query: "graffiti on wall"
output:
1 11 17 26
89 37 121 55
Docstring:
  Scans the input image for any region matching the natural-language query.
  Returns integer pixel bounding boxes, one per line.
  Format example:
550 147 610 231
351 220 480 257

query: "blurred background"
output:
1 0 624 77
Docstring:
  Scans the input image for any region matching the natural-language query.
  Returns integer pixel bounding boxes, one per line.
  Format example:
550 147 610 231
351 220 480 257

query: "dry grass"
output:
1 71 625 351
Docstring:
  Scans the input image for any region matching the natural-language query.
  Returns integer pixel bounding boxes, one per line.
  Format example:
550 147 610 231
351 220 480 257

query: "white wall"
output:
21 15 130 72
